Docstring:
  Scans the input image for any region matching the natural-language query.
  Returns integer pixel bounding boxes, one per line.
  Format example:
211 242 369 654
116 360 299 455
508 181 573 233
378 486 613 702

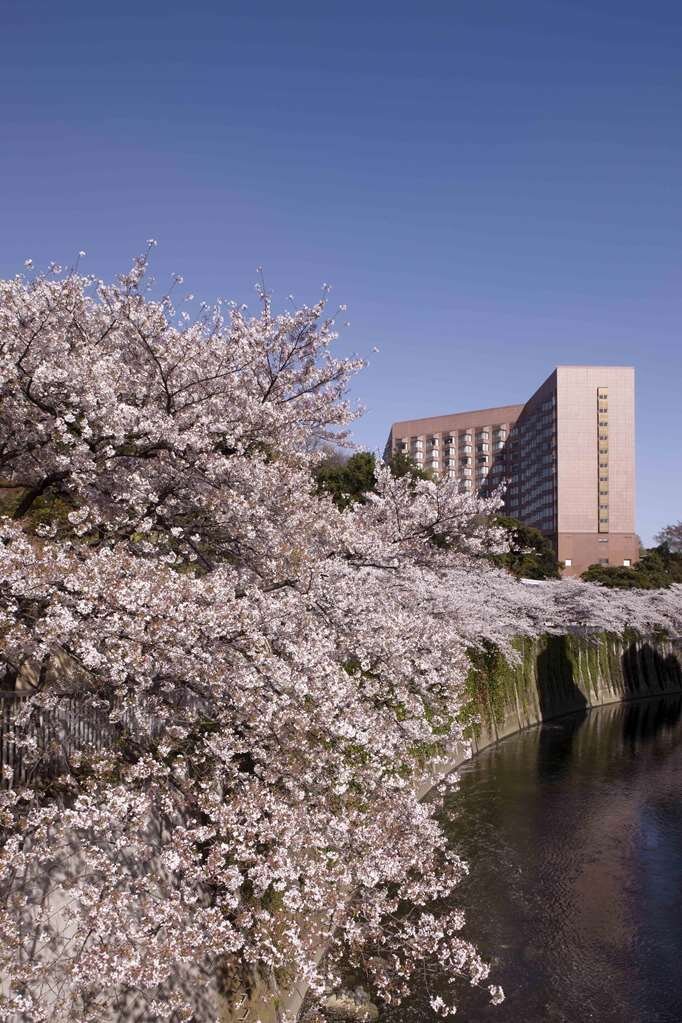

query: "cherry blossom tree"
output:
0 251 680 1022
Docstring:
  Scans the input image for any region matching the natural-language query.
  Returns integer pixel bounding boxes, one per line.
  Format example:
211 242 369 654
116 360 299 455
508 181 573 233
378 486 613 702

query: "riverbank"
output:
222 629 682 1023
392 695 682 1023
464 630 682 754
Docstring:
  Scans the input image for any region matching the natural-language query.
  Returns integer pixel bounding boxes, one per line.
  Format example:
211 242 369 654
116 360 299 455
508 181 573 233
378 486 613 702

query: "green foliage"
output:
459 639 518 738
639 545 682 583
314 451 377 509
0 483 80 538
386 450 431 481
654 520 682 553
582 544 682 589
581 565 645 589
314 450 430 510
492 515 561 579
24 492 75 532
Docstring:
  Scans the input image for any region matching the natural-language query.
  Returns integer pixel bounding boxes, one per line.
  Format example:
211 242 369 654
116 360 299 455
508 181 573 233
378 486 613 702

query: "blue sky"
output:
1 1 680 543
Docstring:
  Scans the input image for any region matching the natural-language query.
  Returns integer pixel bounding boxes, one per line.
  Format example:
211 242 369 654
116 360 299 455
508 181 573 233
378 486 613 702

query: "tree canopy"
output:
314 449 430 509
654 520 682 554
491 515 561 580
582 545 682 589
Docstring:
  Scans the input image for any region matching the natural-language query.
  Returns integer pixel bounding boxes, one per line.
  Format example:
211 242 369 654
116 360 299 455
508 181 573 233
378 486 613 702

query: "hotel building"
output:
384 366 638 577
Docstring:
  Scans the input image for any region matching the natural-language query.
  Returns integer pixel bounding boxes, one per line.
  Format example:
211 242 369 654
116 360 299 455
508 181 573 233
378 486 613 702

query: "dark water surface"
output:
395 696 682 1023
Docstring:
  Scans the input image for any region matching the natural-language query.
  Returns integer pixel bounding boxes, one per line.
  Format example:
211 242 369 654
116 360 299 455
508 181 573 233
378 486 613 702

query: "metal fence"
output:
0 690 128 786
0 689 202 786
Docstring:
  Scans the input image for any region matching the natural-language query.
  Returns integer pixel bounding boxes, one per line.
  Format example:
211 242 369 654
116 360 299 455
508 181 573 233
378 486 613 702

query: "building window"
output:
564 558 572 568
623 559 631 567
599 558 609 566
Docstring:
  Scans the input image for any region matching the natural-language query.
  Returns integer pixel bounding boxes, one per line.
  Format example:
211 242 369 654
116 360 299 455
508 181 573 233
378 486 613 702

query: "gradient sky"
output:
1 1 680 543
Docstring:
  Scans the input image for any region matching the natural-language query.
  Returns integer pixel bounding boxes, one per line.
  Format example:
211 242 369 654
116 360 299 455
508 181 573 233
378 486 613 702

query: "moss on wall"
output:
460 631 682 740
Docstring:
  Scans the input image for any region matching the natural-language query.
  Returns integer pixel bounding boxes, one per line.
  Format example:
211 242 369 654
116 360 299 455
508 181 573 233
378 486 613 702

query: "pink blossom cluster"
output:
0 255 680 1021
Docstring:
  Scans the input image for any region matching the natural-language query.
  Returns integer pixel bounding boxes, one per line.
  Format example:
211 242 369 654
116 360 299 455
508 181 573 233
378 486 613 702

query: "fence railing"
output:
0 690 135 787
1 689 205 786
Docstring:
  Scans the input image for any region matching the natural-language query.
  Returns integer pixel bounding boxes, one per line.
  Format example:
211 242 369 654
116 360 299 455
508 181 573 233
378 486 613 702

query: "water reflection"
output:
389 696 682 1023
622 696 682 747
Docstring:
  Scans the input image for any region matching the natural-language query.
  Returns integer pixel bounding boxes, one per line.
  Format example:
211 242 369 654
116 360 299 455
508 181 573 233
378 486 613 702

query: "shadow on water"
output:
620 640 682 749
534 640 682 779
621 693 682 748
535 636 588 778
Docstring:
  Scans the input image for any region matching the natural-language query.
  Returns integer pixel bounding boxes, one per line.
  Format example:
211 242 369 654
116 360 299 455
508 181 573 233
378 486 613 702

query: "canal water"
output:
392 696 682 1023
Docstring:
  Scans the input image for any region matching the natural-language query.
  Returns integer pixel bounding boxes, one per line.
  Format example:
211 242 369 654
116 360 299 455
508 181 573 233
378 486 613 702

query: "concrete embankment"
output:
221 630 682 1023
463 630 682 755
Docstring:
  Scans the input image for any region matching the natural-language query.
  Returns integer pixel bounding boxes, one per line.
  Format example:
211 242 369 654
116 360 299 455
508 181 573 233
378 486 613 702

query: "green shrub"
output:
582 544 682 589
493 515 561 579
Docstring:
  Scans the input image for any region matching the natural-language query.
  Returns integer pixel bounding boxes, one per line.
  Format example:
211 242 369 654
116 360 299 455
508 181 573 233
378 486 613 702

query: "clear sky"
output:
1 1 680 543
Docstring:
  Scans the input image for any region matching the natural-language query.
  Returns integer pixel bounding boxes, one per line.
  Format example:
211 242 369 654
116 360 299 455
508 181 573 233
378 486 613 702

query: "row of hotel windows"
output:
424 465 507 480
398 430 511 480
398 427 508 449
407 428 509 441
402 435 509 444
404 443 507 456
401 442 507 456
597 388 609 531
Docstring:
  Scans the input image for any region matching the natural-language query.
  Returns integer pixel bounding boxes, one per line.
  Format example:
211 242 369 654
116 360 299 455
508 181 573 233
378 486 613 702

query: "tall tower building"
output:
384 366 638 577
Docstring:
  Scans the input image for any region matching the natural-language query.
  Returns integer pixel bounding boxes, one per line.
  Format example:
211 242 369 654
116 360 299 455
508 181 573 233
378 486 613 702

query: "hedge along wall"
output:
460 629 682 755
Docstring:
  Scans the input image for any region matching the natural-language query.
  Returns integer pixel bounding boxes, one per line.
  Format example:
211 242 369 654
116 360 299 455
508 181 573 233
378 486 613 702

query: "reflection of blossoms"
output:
489 984 505 1005
0 252 680 1021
